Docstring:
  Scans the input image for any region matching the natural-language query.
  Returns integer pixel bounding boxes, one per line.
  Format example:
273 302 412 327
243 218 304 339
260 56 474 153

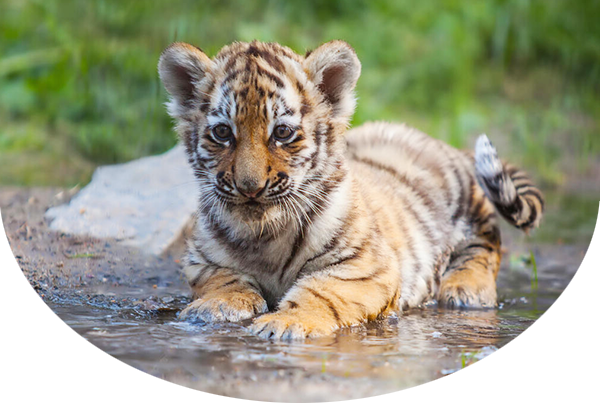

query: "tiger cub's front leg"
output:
179 265 268 322
250 266 399 339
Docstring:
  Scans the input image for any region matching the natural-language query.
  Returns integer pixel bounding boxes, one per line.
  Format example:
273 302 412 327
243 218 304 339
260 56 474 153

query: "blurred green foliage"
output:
1 0 599 186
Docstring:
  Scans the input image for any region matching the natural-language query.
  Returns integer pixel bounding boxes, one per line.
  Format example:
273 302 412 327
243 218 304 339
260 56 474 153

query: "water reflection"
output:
51 299 529 384
42 266 567 401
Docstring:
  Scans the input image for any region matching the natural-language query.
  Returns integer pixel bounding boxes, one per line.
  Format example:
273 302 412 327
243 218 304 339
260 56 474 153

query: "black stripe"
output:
278 173 345 282
254 64 285 87
325 239 368 267
455 254 478 265
204 217 270 259
286 135 304 145
189 266 217 287
445 255 489 275
245 44 285 72
205 134 227 148
303 236 340 266
518 187 545 205
288 154 312 169
465 175 476 216
451 166 467 223
352 301 367 314
329 267 383 282
517 197 539 229
187 127 199 161
469 210 496 230
510 174 529 182
355 156 438 214
464 242 496 252
390 193 420 283
194 248 218 266
267 187 289 198
222 69 243 86
223 53 239 71
323 122 336 149
512 178 533 188
470 197 486 221
401 197 438 245
277 232 305 283
433 247 451 286
301 103 312 116
304 287 341 324
481 226 501 245
505 164 520 176
301 208 356 269
496 195 523 222
387 289 400 310
430 163 453 205
218 278 239 289
308 125 326 172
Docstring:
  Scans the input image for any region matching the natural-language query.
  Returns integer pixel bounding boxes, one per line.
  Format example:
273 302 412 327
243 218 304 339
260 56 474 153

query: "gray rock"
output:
45 145 198 255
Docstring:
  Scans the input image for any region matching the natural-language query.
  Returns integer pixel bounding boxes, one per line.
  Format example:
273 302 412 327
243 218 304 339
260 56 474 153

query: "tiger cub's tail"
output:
474 134 544 233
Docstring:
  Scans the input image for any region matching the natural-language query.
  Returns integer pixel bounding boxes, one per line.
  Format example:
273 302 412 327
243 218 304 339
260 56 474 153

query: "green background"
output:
1 0 599 188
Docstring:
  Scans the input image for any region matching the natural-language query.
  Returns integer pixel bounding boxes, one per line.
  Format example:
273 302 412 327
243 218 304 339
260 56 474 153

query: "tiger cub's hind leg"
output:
437 133 545 309
438 202 502 309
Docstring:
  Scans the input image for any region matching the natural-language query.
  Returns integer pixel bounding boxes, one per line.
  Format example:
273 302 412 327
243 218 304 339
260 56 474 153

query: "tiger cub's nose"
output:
236 178 269 199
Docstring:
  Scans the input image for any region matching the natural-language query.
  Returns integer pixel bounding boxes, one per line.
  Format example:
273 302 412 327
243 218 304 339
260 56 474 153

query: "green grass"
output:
1 0 599 186
529 250 538 290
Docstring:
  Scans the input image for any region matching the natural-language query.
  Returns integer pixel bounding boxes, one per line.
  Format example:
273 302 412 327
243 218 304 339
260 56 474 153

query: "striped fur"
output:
158 40 544 339
475 134 544 233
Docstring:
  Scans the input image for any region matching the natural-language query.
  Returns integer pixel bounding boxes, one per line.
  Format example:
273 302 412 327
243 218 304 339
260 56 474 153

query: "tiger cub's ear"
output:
303 40 361 122
158 42 213 116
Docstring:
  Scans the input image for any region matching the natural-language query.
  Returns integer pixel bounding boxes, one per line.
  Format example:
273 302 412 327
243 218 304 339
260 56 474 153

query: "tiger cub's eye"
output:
272 125 295 142
212 124 233 142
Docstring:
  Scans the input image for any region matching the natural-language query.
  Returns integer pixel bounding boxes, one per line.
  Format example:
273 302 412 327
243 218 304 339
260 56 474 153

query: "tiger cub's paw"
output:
437 280 497 309
249 310 338 340
179 291 268 323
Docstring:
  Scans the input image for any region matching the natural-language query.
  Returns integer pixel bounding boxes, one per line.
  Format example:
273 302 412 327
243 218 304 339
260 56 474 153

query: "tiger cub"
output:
158 40 543 339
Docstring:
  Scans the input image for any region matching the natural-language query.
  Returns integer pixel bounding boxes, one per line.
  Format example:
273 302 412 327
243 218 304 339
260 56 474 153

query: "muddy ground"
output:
1 186 594 401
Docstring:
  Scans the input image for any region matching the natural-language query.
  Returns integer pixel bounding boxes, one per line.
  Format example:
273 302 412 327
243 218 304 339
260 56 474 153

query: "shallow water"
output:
46 272 560 400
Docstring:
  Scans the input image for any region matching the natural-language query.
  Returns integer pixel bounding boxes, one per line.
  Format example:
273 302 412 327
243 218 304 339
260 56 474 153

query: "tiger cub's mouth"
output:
231 199 272 222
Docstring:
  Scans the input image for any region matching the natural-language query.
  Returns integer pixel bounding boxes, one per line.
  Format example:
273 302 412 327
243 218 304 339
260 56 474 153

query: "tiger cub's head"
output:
158 40 360 234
